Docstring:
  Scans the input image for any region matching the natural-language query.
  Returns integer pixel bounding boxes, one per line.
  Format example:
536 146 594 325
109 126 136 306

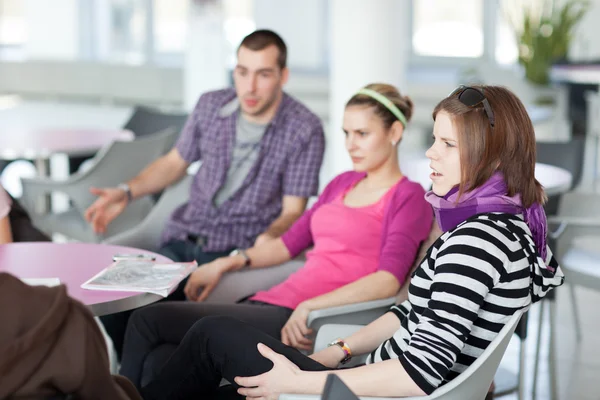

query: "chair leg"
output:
532 300 545 399
517 335 526 400
569 284 582 343
548 300 558 400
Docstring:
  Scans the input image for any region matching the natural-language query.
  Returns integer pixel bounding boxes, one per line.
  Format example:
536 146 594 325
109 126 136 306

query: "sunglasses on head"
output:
448 85 495 128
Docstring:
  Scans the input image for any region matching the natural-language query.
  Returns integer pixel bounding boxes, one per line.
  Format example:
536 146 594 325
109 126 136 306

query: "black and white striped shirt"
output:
367 213 563 394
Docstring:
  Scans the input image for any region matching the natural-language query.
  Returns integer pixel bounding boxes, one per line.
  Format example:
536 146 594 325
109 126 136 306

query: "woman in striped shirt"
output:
137 85 564 399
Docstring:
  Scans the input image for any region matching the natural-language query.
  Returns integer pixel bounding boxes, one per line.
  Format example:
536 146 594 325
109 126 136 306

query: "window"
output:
152 0 188 55
101 0 148 64
412 0 484 58
495 7 519 65
91 0 188 65
0 0 27 58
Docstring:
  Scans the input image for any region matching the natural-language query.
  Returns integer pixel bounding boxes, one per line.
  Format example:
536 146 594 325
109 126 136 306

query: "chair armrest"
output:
307 297 396 332
547 216 600 239
204 260 304 304
547 216 600 227
314 324 364 353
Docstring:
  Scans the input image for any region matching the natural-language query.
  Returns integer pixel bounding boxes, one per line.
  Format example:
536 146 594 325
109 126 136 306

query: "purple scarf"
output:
425 172 548 261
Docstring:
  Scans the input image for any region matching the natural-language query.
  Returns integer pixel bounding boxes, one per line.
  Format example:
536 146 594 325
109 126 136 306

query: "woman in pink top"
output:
120 83 432 389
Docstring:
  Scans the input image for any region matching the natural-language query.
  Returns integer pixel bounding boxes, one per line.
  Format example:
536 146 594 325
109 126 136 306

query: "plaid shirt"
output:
160 88 325 252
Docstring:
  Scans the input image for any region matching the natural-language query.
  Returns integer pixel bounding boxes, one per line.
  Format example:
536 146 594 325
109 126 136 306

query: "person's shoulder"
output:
387 177 428 207
394 177 428 196
447 213 523 247
278 92 323 131
196 88 237 111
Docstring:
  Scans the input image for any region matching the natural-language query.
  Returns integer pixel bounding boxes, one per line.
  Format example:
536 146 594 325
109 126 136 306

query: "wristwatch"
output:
229 248 251 267
117 183 133 203
328 338 352 364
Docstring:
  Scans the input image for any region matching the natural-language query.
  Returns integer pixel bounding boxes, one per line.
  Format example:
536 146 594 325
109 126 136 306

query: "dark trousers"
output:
119 299 294 389
100 240 230 359
138 316 330 400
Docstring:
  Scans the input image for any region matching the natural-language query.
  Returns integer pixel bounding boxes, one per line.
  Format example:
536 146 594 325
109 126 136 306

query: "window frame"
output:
79 0 186 66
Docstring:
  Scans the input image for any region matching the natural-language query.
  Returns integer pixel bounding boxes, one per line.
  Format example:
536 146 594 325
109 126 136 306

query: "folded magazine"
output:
81 259 197 297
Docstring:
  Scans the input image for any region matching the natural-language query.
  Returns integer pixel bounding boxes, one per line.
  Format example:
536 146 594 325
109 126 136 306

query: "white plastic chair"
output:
20 127 178 243
280 309 524 400
547 191 600 342
0 160 37 198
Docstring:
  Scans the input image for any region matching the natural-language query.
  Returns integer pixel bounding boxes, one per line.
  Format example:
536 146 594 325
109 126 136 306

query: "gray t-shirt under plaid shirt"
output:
213 113 267 206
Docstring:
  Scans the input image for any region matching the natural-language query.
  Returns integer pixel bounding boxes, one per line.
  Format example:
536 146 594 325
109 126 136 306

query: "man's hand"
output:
254 232 276 247
183 256 245 302
281 302 313 350
84 187 129 234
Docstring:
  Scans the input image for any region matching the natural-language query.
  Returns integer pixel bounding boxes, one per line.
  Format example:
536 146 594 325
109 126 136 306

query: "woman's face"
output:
426 111 462 196
342 105 401 173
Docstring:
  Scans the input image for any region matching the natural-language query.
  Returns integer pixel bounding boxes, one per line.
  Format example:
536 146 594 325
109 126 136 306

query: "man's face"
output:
233 45 289 118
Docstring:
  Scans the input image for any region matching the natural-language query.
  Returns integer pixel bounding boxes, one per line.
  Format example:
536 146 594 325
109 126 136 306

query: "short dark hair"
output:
238 29 287 69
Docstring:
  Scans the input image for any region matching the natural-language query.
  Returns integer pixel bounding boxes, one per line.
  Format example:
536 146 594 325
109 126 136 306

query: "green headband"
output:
356 88 408 127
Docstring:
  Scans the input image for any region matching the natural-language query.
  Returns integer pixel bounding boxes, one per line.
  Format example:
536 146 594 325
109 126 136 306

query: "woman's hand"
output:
281 302 313 350
183 256 245 301
235 343 303 400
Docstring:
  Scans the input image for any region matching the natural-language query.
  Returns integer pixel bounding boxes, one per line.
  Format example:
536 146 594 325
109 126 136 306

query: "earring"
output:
391 141 397 146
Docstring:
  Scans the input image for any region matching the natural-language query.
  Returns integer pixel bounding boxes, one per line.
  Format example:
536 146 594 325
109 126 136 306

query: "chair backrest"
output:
553 192 600 260
536 139 585 189
536 138 585 215
103 173 193 251
67 127 178 213
322 375 360 400
422 309 524 400
123 105 188 149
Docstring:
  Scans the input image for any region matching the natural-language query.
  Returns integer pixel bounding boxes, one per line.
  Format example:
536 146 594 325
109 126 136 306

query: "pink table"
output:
0 242 171 316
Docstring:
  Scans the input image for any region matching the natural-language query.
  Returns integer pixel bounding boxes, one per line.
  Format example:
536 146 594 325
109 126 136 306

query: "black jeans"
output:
120 299 294 389
100 240 230 359
139 316 330 400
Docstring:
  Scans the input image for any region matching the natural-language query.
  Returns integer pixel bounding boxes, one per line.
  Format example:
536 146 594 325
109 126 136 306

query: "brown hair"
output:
345 83 414 130
238 29 287 69
433 85 546 207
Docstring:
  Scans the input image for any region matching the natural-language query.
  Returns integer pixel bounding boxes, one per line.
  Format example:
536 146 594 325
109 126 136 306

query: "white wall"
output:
24 0 80 60
184 0 229 110
570 0 600 61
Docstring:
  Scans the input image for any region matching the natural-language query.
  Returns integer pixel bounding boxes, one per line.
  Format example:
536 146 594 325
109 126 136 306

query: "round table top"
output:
534 162 573 196
0 128 134 160
400 157 573 196
0 242 170 316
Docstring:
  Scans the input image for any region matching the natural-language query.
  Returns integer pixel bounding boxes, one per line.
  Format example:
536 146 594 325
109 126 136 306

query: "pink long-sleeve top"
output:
251 171 433 310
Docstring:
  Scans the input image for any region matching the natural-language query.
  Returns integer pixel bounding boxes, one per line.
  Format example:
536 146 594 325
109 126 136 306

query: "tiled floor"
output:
497 285 600 400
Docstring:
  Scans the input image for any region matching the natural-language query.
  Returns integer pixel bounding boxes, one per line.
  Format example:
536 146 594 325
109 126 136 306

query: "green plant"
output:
504 0 590 85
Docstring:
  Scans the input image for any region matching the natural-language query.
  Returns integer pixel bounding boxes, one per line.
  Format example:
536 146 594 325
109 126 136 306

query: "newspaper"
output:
81 259 198 297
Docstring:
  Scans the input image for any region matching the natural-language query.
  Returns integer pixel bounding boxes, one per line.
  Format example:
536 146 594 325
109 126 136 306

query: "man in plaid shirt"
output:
86 30 325 357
